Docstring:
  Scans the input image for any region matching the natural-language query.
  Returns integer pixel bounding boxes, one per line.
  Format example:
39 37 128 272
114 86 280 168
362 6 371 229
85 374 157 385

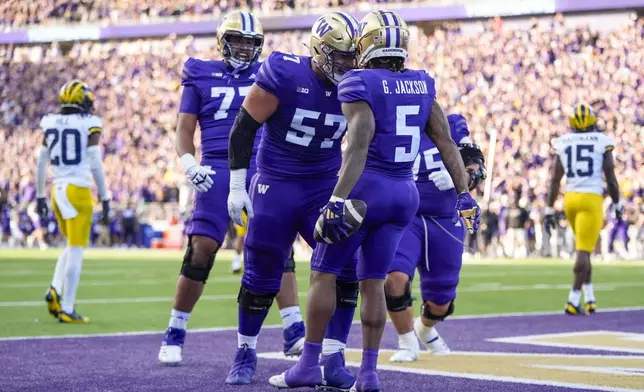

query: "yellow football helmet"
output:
355 10 409 70
310 12 359 85
59 80 95 113
216 11 264 70
569 103 597 131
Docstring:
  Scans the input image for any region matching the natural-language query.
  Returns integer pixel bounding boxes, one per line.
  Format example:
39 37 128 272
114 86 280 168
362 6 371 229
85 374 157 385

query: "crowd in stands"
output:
1 0 427 27
0 14 642 258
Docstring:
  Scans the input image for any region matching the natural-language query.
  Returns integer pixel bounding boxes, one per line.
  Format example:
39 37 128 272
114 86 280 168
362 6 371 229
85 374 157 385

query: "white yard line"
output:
0 306 642 342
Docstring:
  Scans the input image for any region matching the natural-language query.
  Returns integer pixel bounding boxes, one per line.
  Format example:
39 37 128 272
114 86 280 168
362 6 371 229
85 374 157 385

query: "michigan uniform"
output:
37 80 110 324
552 130 614 252
545 103 621 316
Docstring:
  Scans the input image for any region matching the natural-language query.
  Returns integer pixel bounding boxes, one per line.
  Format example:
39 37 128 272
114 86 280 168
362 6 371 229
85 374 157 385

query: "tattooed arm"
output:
425 100 469 194
546 155 565 207
331 101 375 199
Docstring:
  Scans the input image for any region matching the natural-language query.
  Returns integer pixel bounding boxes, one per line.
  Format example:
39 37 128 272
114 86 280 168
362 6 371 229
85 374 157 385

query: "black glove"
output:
37 198 48 219
543 207 556 236
101 200 110 225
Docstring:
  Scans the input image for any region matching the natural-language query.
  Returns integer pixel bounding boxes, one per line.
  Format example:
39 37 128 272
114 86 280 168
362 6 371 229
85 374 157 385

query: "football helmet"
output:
59 80 94 113
310 12 359 85
569 103 597 131
216 11 264 71
355 10 409 70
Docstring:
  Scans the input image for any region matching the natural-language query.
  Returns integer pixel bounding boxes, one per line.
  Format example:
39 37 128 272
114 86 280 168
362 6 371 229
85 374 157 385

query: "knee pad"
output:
336 280 359 308
386 280 414 312
180 241 217 283
237 286 276 314
421 300 454 321
284 251 295 273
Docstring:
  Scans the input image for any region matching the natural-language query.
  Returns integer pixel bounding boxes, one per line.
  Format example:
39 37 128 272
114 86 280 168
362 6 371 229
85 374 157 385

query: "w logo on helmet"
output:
315 20 333 37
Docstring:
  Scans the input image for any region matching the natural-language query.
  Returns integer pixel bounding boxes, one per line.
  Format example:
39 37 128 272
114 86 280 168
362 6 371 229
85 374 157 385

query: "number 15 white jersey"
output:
551 131 615 195
39 113 102 189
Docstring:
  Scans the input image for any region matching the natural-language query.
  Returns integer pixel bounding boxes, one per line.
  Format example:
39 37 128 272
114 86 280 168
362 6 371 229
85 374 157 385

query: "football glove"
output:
180 153 216 193
454 192 480 234
36 198 48 218
101 200 110 225
228 169 253 227
428 171 454 191
543 206 556 236
318 198 354 244
613 201 624 221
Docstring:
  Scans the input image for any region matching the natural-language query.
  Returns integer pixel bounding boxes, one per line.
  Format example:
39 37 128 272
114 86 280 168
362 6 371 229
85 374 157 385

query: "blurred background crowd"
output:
0 2 642 260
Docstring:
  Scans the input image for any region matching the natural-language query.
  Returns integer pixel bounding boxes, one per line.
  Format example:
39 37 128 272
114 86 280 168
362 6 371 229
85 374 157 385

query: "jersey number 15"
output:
564 144 594 178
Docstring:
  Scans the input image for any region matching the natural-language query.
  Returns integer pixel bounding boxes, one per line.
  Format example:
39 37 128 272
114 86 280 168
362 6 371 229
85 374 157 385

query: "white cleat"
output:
158 344 183 365
268 373 289 388
389 348 420 362
425 335 451 356
232 257 243 274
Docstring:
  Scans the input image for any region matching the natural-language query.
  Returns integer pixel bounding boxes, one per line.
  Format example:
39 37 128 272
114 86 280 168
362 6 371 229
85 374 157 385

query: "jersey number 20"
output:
564 144 594 178
45 128 81 166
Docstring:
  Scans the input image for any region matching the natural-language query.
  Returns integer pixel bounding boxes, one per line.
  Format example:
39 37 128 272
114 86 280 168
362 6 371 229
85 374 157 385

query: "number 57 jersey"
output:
40 113 102 188
551 131 615 195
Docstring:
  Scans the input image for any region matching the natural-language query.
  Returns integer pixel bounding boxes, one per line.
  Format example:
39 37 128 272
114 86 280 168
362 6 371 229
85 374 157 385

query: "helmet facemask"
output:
314 41 356 85
221 31 264 71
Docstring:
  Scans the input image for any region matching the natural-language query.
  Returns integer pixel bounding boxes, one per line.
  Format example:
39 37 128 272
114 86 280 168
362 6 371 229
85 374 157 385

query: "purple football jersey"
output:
254 51 346 179
180 58 262 161
338 68 436 179
414 114 472 217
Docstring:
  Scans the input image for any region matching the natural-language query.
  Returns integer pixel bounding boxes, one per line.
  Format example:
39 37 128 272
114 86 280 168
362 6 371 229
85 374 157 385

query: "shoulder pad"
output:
87 115 103 132
338 70 370 104
255 51 297 96
39 114 54 130
181 58 226 86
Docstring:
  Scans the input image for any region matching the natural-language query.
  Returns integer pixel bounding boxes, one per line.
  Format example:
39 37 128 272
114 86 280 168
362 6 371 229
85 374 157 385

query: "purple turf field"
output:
2 310 643 392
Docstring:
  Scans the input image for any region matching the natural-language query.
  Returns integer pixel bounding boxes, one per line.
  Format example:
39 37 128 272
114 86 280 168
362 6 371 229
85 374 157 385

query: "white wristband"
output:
329 195 345 203
230 169 247 191
179 153 198 173
545 206 555 215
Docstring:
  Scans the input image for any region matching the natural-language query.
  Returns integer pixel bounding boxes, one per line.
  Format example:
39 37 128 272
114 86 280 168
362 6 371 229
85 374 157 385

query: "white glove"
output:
228 168 253 226
180 154 216 193
428 170 455 191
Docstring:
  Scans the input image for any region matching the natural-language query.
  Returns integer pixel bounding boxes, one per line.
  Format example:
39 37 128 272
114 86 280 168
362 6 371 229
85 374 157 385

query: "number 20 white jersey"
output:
551 131 615 195
39 113 102 189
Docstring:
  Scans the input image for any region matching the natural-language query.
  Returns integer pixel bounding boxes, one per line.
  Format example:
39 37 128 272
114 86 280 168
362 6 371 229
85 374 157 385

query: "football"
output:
314 199 367 244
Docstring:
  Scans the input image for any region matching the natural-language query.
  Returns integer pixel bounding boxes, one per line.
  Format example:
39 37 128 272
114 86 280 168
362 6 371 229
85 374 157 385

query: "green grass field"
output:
0 249 643 338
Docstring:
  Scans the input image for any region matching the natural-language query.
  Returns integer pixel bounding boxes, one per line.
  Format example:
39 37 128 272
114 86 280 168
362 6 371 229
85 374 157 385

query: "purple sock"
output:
324 306 355 345
300 342 322 367
361 349 379 372
238 304 269 337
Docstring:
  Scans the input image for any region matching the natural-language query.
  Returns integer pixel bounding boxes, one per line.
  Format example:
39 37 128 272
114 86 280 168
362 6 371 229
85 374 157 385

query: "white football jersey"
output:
40 113 102 188
551 131 615 195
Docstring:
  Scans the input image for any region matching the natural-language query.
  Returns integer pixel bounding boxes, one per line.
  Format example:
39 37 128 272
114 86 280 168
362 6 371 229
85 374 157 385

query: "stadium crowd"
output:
0 14 642 258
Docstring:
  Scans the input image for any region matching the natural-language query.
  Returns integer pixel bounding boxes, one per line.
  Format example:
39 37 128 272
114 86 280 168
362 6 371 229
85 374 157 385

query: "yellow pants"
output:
563 192 603 252
234 211 248 237
52 184 93 247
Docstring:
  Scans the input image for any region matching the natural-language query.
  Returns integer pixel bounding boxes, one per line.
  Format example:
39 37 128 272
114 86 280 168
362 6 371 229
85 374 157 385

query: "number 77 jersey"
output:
551 130 615 195
40 113 102 188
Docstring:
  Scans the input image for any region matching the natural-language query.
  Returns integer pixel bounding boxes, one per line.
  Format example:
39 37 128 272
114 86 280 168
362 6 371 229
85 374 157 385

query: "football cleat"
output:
44 285 62 318
269 362 322 389
565 302 587 316
158 327 186 365
225 345 257 385
283 321 306 356
350 371 380 392
317 351 355 392
389 348 419 363
585 301 597 314
58 310 89 324
231 257 242 274
413 321 451 356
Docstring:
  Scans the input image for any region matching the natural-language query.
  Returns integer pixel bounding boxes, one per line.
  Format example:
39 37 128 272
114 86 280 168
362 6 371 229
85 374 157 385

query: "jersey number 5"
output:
564 144 594 178
211 86 251 120
44 128 81 166
395 105 421 162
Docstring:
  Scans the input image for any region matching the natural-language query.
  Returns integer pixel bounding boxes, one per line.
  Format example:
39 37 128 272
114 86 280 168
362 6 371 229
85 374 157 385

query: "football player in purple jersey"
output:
386 114 486 363
226 12 361 389
269 11 481 392
158 10 304 365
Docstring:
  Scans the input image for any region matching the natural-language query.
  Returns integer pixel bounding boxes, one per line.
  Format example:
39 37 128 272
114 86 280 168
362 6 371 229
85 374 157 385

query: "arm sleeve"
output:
337 70 372 107
36 147 48 198
87 145 109 200
255 52 287 99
